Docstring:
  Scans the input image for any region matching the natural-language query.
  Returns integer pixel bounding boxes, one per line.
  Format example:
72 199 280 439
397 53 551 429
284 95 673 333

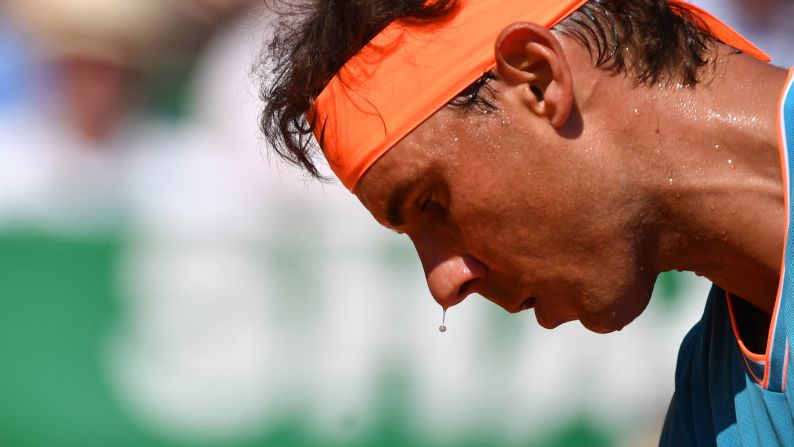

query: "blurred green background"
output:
0 225 705 447
0 0 790 446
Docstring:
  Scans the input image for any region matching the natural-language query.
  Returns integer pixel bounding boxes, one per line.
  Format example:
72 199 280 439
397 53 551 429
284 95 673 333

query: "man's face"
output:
355 80 656 333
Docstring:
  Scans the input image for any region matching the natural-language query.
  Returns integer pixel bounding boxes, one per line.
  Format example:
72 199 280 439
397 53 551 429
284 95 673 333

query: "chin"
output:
579 318 625 334
581 277 657 333
534 308 574 330
580 297 649 334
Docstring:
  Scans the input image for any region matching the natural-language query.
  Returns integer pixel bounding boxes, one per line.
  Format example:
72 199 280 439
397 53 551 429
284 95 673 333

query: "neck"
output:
583 44 789 314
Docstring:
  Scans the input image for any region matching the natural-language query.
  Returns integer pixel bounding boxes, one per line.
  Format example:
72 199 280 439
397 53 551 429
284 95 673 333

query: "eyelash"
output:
449 71 499 112
419 195 439 214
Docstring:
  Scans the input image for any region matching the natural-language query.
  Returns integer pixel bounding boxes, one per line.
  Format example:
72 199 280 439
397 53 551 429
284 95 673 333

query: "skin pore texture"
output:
354 22 789 336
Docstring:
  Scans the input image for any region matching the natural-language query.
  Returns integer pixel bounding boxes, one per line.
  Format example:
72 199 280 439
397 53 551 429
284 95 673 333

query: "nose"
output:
422 253 487 309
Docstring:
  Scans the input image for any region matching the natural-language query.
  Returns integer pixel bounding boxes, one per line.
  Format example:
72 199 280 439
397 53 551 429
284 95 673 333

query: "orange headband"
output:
311 0 770 191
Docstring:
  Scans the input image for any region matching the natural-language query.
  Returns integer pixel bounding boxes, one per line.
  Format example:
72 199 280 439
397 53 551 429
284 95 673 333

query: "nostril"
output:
457 277 479 301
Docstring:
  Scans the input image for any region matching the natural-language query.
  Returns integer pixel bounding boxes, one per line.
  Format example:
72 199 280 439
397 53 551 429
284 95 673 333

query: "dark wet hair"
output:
257 0 717 180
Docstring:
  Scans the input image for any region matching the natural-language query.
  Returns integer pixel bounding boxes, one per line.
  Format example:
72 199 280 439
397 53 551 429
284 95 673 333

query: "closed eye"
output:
420 193 447 216
420 196 435 213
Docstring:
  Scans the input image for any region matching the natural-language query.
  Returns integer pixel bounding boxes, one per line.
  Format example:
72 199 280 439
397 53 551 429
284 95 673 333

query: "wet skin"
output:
354 23 788 334
356 105 654 333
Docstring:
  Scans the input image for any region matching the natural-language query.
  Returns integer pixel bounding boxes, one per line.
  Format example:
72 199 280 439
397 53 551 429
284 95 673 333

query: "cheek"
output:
449 160 646 294
437 111 641 264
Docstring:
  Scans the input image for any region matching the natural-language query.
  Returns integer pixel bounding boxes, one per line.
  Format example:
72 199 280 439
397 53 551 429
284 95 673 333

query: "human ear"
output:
493 22 574 128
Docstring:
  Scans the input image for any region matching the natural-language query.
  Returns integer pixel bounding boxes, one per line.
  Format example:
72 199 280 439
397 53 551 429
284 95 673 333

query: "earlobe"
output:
494 22 574 128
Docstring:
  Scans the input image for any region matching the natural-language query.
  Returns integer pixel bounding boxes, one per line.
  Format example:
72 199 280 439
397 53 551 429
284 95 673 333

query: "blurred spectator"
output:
0 0 257 142
0 12 35 109
0 0 257 232
0 2 284 446
694 0 794 67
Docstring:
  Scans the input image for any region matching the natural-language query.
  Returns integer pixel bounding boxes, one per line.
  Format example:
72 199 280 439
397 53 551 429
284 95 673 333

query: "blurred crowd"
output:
694 0 793 67
0 1 789 447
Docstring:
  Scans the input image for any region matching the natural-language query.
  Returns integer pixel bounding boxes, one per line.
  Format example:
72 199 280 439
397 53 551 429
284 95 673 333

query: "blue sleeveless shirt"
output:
660 68 794 446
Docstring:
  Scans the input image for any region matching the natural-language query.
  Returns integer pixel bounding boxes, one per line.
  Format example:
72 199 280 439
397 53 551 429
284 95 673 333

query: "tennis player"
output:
258 0 794 443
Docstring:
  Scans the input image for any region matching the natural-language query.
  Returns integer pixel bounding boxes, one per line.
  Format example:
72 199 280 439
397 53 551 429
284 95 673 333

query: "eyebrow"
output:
385 175 421 228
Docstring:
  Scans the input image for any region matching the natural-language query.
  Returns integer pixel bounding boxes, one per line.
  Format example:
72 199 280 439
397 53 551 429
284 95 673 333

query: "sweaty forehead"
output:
356 101 508 192
354 109 457 221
